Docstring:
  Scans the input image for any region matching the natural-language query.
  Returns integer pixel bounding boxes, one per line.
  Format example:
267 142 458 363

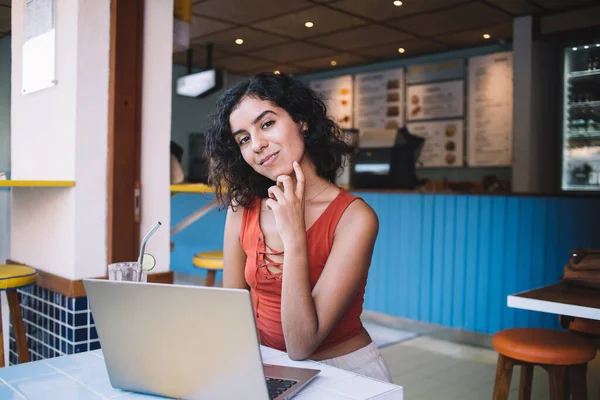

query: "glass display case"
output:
562 41 600 191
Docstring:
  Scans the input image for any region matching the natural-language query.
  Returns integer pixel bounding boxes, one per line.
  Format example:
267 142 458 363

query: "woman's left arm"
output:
281 200 378 360
266 162 379 360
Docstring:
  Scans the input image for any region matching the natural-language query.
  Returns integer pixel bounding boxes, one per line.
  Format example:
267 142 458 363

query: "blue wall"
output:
171 192 600 335
170 193 225 276
361 193 600 334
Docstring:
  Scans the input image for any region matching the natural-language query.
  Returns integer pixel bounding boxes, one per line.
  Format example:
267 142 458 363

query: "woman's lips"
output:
260 152 279 166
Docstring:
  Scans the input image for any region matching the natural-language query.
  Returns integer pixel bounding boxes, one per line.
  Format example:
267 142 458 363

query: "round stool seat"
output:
0 265 38 290
492 328 597 365
192 251 223 270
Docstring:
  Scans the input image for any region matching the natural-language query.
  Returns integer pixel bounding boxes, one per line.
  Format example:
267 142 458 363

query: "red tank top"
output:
241 188 367 353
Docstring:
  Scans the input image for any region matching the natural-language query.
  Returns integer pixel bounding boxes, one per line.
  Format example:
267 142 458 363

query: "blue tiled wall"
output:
10 286 99 365
169 192 600 335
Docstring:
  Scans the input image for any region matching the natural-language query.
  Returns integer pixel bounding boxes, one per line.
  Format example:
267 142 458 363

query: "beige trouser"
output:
318 341 393 383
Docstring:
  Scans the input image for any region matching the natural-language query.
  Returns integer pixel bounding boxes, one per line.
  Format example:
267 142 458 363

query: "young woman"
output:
205 72 392 382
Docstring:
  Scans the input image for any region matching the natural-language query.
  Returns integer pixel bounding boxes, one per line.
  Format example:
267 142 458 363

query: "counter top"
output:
0 180 75 188
0 348 403 399
170 183 213 193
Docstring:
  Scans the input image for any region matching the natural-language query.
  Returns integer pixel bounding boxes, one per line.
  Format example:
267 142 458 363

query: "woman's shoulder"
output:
226 196 262 230
336 191 379 236
226 196 261 214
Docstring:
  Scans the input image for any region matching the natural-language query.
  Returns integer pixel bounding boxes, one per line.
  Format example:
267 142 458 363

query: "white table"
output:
0 347 403 399
507 281 600 321
260 346 403 399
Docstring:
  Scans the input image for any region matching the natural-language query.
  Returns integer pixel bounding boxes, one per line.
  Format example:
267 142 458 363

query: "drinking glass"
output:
108 262 147 282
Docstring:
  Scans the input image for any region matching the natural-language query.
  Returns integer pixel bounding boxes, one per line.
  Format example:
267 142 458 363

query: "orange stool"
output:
192 251 223 287
492 328 597 400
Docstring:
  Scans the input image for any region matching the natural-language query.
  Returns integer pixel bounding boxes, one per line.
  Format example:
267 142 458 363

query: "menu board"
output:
354 69 404 131
309 75 353 129
467 52 513 166
406 59 464 85
407 81 464 121
408 120 464 167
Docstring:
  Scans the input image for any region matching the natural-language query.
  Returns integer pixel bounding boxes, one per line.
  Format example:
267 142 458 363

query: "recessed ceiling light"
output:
274 70 281 75
483 33 491 39
393 0 403 6
330 60 337 66
235 39 244 45
573 47 578 51
305 22 314 28
398 47 405 53
596 44 600 47
584 45 589 49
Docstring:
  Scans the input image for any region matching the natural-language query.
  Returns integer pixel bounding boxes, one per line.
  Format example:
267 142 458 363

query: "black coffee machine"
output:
351 127 424 190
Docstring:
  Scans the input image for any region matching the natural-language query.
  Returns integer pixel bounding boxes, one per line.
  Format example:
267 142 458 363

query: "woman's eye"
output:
261 120 274 129
238 136 249 145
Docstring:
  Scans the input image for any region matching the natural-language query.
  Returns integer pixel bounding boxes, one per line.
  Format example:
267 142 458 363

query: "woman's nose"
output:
252 136 268 152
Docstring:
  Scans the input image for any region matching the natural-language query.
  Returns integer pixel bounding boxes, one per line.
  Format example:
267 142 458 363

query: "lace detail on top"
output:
259 243 284 277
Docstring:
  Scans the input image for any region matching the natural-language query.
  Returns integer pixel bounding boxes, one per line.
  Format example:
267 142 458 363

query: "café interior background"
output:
1 0 599 293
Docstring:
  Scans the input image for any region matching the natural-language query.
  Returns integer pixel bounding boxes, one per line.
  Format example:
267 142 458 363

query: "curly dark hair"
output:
204 72 350 209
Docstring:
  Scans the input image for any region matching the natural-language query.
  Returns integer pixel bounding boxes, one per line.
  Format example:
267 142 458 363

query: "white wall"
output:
73 0 110 279
10 1 77 181
0 37 10 265
11 0 110 279
141 0 174 273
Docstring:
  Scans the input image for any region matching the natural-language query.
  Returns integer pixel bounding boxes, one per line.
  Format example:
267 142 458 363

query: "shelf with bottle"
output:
569 46 600 79
569 69 600 79
569 100 600 108
567 130 600 139
565 184 600 191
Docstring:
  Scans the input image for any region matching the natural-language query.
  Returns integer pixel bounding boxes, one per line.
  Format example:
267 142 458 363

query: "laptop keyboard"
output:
266 377 297 399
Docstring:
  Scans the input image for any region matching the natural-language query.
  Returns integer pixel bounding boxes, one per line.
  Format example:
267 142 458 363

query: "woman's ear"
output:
299 122 308 134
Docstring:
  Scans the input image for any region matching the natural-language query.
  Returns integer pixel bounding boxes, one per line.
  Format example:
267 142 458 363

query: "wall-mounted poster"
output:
354 68 404 132
467 52 513 167
309 75 353 129
407 81 464 121
408 120 464 167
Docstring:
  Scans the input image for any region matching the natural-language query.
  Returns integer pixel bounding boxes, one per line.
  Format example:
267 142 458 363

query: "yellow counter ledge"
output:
0 180 76 187
170 183 214 193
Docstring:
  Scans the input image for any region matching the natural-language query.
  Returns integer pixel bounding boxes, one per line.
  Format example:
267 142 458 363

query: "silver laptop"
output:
83 279 319 400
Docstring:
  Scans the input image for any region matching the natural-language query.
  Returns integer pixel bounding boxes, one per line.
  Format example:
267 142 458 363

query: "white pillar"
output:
10 0 173 279
10 0 110 279
140 0 173 273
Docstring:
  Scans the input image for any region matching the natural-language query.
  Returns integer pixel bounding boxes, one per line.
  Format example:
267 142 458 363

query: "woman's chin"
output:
257 165 294 180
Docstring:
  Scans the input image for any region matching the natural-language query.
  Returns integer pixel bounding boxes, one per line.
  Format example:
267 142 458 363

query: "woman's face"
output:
229 96 306 181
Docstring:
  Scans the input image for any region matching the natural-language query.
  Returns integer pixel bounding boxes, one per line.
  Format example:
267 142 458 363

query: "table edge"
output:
507 294 600 320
